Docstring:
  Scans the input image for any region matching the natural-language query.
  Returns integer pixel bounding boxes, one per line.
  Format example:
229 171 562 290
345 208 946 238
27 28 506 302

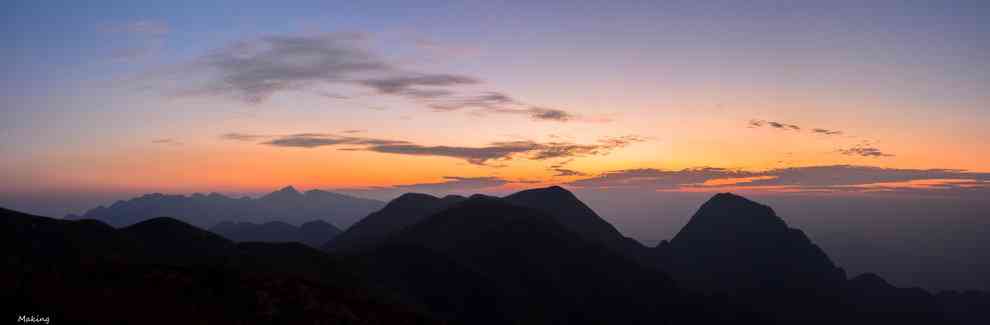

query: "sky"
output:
2 0 989 291
2 0 989 208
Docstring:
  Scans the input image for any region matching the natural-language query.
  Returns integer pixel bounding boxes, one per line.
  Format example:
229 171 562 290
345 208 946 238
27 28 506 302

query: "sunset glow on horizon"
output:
3 1 989 211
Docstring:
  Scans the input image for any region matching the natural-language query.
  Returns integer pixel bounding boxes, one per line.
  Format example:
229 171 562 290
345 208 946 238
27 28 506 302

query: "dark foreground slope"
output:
503 186 652 264
0 207 436 324
210 219 341 247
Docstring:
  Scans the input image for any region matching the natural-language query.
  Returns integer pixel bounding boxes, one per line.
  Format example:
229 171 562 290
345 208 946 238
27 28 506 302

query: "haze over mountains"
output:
54 184 990 292
5 186 989 324
66 186 384 229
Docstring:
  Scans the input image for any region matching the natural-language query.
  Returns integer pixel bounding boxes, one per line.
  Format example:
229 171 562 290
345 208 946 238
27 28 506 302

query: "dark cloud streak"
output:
231 131 645 165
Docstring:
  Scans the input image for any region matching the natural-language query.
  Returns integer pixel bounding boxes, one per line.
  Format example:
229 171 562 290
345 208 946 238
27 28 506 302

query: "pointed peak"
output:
277 185 300 194
262 186 303 199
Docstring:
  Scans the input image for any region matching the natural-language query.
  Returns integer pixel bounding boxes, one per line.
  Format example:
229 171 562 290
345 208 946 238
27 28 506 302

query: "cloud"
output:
551 167 587 177
566 165 990 194
220 133 273 141
839 146 894 157
197 33 386 103
740 165 989 187
812 128 843 136
231 131 644 165
151 138 182 145
182 32 585 122
363 141 541 165
750 120 850 136
749 119 800 130
261 133 408 148
569 167 756 189
362 138 640 165
527 107 573 121
360 74 479 98
428 92 518 111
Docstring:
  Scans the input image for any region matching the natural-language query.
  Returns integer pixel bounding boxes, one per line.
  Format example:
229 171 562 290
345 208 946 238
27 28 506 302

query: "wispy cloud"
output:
182 32 585 122
151 138 182 146
360 74 479 99
838 146 894 157
551 167 587 177
749 119 800 130
569 167 756 189
566 165 990 193
220 133 273 141
261 133 408 148
812 128 843 136
749 120 848 136
224 132 645 165
195 32 384 103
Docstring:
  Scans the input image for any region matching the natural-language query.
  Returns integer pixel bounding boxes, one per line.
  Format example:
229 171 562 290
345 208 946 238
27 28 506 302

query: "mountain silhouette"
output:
4 188 989 324
844 273 950 324
359 195 744 324
330 186 649 261
503 186 651 263
1 206 437 324
67 186 384 229
654 193 974 324
325 193 465 252
660 192 846 292
210 219 341 247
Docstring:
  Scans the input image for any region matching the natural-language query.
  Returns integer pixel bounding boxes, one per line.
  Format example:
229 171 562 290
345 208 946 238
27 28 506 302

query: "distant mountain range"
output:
5 186 989 324
66 186 384 229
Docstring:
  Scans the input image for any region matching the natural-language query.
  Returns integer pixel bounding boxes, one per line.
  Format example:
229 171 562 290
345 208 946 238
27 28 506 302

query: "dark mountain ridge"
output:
359 195 726 324
1 207 437 324
325 192 465 252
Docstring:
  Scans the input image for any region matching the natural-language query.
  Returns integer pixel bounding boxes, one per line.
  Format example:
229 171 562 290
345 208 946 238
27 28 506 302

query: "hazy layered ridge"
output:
66 186 384 229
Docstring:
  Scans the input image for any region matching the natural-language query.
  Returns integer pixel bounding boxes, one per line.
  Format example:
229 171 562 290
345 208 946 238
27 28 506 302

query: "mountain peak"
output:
674 192 786 240
665 193 844 293
276 185 300 195
260 186 304 201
